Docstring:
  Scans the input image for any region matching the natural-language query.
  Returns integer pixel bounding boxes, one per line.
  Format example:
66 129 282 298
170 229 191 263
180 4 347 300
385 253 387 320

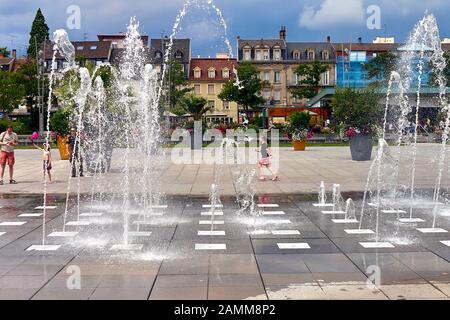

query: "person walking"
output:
67 128 84 178
256 135 279 181
0 125 19 185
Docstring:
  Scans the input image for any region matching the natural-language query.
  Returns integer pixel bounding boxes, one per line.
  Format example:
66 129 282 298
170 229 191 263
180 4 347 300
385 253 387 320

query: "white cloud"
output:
299 0 365 30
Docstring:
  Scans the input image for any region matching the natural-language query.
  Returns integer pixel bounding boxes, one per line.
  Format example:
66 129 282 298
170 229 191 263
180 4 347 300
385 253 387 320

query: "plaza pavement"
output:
1 144 448 196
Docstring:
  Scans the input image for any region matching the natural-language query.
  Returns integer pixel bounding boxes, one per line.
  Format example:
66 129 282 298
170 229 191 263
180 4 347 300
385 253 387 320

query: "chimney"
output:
12 49 16 59
326 36 331 43
237 35 240 40
279 26 286 41
358 37 362 44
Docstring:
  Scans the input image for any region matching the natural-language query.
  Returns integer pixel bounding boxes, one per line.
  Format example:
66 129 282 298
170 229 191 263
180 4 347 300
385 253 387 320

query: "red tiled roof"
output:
0 58 14 66
189 58 237 81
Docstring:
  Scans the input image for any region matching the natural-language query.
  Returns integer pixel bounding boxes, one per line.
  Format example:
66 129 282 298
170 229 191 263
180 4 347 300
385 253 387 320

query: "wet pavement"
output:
0 193 450 300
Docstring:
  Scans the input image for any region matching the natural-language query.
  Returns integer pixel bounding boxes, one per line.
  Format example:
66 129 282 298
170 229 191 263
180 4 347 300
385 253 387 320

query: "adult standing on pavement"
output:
0 125 19 185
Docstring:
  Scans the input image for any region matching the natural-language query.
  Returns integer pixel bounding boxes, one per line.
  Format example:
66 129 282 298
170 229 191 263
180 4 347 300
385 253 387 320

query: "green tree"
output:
218 62 267 112
363 52 398 82
27 8 50 58
178 94 210 121
163 60 192 110
49 106 71 136
291 60 329 100
0 47 11 57
331 87 383 136
0 71 25 114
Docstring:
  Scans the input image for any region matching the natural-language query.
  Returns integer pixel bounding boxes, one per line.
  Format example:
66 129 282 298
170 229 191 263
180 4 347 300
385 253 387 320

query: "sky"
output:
1 0 450 57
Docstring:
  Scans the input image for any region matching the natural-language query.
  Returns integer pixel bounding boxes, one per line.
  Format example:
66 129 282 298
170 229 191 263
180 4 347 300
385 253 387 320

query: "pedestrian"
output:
31 139 53 183
67 128 84 178
255 135 279 181
0 125 19 185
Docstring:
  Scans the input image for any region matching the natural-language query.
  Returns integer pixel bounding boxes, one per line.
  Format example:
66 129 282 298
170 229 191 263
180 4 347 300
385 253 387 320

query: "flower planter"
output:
293 140 307 151
56 135 70 161
349 135 373 161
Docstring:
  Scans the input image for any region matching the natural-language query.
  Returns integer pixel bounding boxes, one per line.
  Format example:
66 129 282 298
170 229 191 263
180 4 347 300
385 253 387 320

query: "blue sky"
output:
1 0 450 57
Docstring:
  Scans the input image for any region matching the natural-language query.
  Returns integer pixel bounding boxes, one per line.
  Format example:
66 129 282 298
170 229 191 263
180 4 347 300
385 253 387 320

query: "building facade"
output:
237 27 336 125
188 57 238 123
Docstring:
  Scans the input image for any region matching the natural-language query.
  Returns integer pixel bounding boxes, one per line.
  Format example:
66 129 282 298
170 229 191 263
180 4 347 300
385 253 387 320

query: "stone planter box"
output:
349 135 373 161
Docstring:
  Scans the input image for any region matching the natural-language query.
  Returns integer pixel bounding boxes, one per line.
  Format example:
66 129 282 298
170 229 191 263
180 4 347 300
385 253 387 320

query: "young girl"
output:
32 140 53 183
256 135 279 181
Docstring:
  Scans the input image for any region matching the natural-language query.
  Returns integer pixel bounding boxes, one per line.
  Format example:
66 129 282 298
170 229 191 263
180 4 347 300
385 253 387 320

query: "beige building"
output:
237 27 337 124
188 57 239 123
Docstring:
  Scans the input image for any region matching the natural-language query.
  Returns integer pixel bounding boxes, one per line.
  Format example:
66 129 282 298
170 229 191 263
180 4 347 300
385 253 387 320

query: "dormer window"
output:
174 50 183 59
76 46 84 50
274 49 281 61
222 68 230 78
155 51 162 59
194 67 201 78
293 50 300 60
243 46 251 61
322 50 329 60
307 50 315 60
90 46 97 50
263 49 270 61
208 68 216 78
256 50 262 61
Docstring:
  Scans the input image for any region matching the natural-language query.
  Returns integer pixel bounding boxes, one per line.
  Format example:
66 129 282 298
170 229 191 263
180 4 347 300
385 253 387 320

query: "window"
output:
274 71 281 83
274 49 281 61
208 84 215 95
322 71 330 85
194 68 201 78
96 60 103 66
263 90 271 100
76 46 84 50
175 51 183 59
194 85 201 94
222 68 230 78
322 50 329 60
63 62 69 69
293 51 300 60
155 51 162 58
90 46 97 50
208 100 215 109
256 50 262 61
264 72 270 81
223 101 230 110
350 51 367 62
307 50 315 60
208 68 216 78
244 49 251 61
273 90 281 102
263 49 270 61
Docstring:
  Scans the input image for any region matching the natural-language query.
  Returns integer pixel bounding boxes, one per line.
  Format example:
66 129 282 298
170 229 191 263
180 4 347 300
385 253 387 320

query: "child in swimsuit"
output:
256 135 279 181
32 141 53 183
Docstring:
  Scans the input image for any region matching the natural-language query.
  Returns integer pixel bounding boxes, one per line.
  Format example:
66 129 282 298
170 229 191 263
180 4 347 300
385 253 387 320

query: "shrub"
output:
331 87 383 136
